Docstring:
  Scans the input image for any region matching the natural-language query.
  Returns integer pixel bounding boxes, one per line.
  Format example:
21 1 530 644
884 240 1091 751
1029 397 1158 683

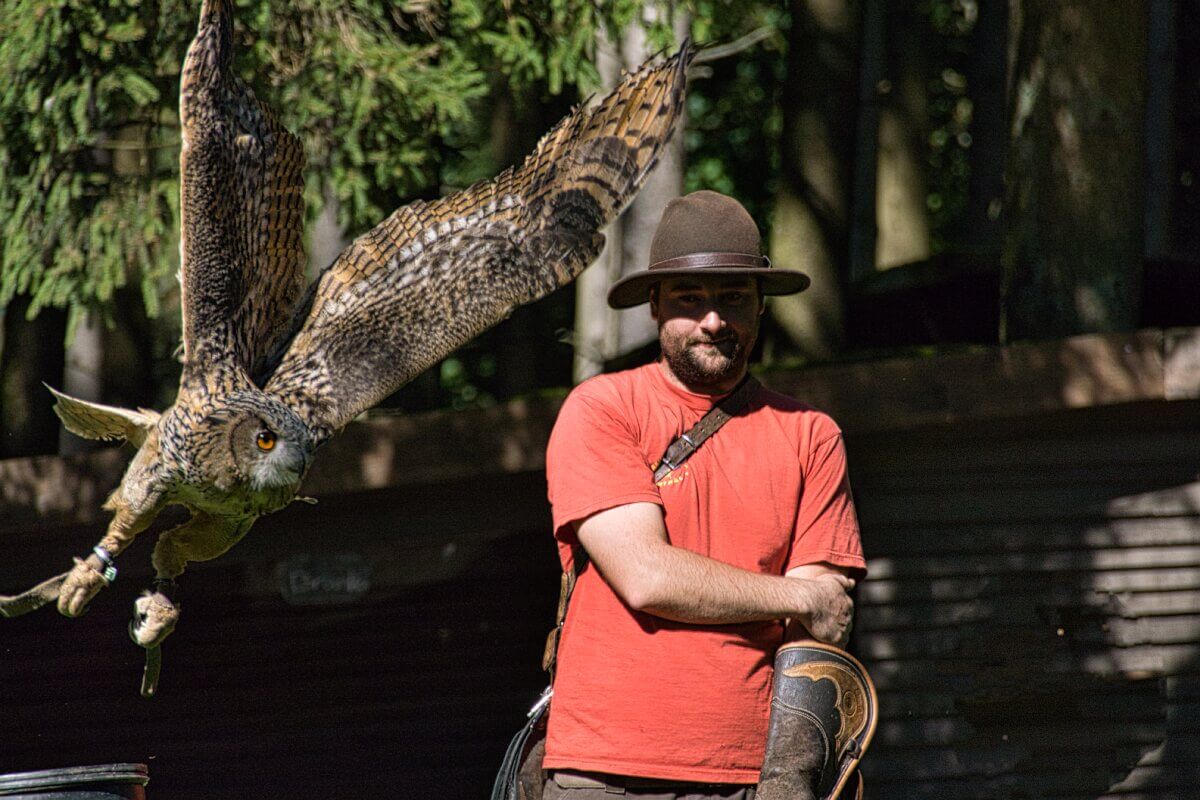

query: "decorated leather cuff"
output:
760 642 878 800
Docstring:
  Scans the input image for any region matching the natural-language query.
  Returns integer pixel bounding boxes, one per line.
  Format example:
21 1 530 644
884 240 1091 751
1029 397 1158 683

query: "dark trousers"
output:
545 771 756 800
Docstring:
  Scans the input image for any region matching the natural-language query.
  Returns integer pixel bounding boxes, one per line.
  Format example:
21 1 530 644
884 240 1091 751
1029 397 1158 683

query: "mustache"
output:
689 335 737 346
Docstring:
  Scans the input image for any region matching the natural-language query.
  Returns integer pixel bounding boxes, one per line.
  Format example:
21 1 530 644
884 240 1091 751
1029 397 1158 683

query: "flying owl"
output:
1 0 692 694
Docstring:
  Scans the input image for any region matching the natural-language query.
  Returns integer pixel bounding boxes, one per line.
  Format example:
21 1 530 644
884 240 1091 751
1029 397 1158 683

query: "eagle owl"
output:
2 0 692 694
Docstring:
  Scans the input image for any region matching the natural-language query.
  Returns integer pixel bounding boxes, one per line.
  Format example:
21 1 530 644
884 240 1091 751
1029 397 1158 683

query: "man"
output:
541 190 868 799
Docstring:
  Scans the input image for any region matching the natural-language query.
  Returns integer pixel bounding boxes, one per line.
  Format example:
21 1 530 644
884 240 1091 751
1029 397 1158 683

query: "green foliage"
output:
684 1 787 234
916 0 977 251
0 0 635 339
0 0 193 338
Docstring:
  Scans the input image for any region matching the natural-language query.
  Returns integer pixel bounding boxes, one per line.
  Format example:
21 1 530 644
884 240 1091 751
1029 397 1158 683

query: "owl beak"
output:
285 446 310 478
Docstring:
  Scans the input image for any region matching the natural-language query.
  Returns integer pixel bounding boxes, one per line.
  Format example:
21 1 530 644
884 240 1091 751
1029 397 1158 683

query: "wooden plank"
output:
858 566 1200 603
858 640 1198 676
855 619 1200 661
763 329 1173 433
875 689 1198 726
863 591 1200 623
851 428 1200 473
300 394 562 495
857 784 1191 800
867 726 1172 770
850 656 1200 693
864 545 1200 580
855 458 1200 493
858 517 1200 558
862 748 1174 787
859 766 1198 800
857 481 1200 524
858 599 1200 636
1165 327 1200 399
0 448 129 530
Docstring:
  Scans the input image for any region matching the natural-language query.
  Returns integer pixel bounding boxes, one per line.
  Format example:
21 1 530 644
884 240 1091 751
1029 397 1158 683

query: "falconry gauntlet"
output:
757 642 878 800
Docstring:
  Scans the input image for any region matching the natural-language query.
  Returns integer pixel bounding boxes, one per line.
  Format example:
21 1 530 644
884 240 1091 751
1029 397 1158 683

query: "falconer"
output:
541 190 871 800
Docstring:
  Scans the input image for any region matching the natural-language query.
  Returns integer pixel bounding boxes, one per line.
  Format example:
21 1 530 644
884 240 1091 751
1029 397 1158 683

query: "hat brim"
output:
606 266 811 309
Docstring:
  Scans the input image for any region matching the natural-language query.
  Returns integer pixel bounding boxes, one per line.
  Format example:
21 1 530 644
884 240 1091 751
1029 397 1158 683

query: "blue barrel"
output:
0 764 148 799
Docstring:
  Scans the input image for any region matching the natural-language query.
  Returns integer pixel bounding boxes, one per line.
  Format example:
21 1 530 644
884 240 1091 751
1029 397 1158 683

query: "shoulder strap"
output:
542 375 760 679
653 376 760 482
541 548 587 678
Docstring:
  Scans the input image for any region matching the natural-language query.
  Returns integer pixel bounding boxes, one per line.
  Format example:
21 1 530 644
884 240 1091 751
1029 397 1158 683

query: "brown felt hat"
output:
607 190 811 309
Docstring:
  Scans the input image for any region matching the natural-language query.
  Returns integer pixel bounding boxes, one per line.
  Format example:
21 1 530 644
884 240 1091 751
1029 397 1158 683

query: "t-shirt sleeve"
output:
545 386 662 545
787 427 867 576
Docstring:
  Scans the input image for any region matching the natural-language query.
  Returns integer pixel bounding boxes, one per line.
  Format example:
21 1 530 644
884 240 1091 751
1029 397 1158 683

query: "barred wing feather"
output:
265 42 693 444
178 0 307 377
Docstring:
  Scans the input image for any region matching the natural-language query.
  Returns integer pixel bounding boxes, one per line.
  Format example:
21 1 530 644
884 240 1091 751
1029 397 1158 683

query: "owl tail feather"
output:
141 645 164 698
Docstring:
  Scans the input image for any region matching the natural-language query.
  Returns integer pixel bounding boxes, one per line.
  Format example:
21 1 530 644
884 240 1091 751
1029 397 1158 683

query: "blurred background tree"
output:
999 1 1148 341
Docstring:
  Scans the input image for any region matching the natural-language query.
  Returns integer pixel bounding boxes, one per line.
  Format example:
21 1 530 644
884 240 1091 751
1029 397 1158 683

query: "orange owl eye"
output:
255 430 277 451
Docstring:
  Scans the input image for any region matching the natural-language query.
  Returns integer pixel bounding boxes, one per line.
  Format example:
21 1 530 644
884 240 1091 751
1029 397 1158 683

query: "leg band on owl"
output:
92 546 118 584
757 642 878 800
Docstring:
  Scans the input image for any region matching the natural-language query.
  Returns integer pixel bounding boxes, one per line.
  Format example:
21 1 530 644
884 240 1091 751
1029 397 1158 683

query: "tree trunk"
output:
0 299 67 458
489 86 544 398
961 0 1010 256
310 183 349 279
612 14 688 357
59 310 104 454
1000 1 1149 341
573 31 626 383
873 5 932 271
769 0 862 360
574 10 689 382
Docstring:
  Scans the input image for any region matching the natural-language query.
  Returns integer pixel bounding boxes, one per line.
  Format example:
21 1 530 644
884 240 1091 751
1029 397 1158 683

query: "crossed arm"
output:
574 501 856 646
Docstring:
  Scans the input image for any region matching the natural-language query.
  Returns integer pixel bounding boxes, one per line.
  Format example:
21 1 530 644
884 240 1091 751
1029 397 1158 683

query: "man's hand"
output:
790 572 855 646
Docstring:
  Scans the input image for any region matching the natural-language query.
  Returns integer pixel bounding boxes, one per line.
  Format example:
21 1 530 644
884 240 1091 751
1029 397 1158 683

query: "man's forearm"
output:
575 502 854 643
618 539 838 627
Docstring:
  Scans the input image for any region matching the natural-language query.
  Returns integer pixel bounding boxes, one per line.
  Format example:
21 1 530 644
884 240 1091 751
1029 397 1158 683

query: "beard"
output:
660 329 754 391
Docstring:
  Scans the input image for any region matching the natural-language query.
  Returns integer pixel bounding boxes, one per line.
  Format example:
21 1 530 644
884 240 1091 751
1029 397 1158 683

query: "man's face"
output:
651 275 762 392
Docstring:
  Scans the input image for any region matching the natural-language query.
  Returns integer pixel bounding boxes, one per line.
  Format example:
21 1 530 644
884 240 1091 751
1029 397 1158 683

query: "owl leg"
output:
56 474 165 619
0 477 160 619
130 513 252 649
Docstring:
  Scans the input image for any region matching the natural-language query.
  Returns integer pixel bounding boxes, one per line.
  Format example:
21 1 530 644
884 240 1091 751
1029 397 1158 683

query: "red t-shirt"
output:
543 362 865 783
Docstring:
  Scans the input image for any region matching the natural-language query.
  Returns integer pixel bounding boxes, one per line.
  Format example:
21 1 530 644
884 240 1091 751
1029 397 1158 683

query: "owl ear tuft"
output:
45 384 160 447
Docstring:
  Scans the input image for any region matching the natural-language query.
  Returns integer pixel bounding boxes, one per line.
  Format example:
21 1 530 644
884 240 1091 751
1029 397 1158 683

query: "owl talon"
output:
130 589 179 648
57 556 111 618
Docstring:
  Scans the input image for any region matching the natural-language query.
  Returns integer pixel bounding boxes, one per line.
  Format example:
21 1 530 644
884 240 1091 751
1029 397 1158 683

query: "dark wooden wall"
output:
851 399 1200 799
1 471 563 799
2 388 1197 797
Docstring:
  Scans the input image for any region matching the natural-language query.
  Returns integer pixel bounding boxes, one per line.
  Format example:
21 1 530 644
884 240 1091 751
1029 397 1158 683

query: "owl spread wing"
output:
46 385 160 447
178 0 306 377
263 43 694 444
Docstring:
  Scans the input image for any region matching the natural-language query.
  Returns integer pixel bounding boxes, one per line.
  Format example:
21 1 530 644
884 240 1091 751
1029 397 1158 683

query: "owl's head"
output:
204 391 314 492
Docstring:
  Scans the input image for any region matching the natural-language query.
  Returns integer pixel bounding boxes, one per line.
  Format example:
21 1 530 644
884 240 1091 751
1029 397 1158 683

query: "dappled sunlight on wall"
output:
847 401 1199 798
